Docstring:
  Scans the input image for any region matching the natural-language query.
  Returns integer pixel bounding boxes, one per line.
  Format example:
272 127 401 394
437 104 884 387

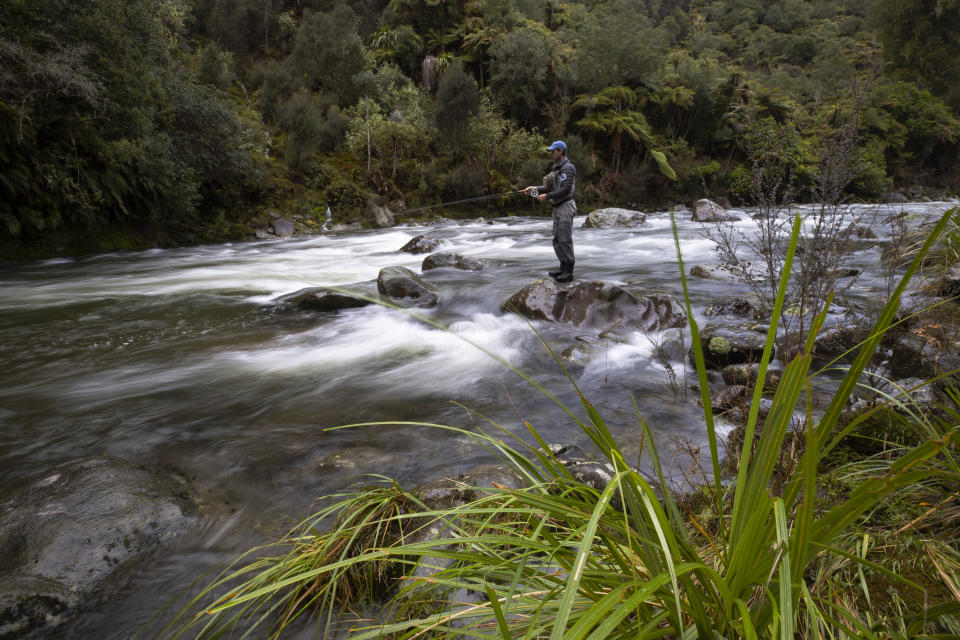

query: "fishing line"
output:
398 189 535 216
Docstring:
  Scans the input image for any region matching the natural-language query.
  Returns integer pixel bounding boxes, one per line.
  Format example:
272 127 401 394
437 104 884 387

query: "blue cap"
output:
546 140 567 152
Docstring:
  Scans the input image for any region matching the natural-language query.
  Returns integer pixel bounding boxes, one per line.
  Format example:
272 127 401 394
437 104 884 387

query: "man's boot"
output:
554 263 574 283
548 265 564 278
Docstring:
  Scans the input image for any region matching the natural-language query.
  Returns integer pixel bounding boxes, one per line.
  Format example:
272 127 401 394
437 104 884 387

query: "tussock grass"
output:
161 208 960 640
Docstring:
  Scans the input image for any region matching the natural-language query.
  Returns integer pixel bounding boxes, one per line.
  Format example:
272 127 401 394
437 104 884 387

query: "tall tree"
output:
434 61 480 153
488 26 554 125
288 4 370 103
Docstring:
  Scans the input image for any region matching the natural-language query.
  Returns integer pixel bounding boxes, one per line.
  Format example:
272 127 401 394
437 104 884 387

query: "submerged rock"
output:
0 457 197 637
501 278 686 331
692 199 739 222
400 234 444 254
582 208 648 229
377 266 439 307
273 286 375 312
421 252 484 271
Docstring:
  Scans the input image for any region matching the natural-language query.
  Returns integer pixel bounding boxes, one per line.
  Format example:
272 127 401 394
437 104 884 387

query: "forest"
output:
1 0 958 257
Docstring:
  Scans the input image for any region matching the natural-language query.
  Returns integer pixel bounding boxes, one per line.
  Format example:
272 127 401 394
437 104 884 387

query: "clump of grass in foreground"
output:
161 209 960 639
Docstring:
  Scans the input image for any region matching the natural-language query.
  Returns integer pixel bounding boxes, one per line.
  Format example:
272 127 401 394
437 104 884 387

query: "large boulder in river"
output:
699 321 770 369
422 252 484 271
502 278 686 331
272 217 295 237
369 200 395 228
400 234 444 254
0 457 197 637
377 266 439 307
692 199 739 222
273 286 375 312
582 208 648 229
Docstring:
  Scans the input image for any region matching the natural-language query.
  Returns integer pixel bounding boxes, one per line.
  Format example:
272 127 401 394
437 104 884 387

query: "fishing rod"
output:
398 189 537 216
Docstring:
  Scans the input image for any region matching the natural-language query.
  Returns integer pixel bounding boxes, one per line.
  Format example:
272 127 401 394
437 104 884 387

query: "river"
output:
0 202 954 638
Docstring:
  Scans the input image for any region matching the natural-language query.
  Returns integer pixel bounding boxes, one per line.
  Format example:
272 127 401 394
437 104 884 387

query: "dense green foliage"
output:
0 0 260 252
2 0 959 256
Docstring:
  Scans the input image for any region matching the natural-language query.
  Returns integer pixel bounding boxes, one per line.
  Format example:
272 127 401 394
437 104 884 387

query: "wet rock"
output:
835 268 861 278
561 343 592 366
502 279 686 331
692 199 739 222
419 465 523 508
273 286 375 312
877 331 960 379
883 192 909 204
272 218 295 237
655 328 689 363
880 377 941 407
689 264 739 282
565 461 616 492
377 266 439 307
421 252 484 271
545 443 574 457
721 360 784 389
850 225 876 239
699 322 769 369
704 298 761 319
582 208 648 229
369 200 395 228
0 457 197 637
812 325 871 360
930 264 960 298
400 234 444 254
254 229 275 240
711 385 749 412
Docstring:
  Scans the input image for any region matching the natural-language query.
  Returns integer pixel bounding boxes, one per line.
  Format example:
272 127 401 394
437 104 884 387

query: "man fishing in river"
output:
524 140 577 283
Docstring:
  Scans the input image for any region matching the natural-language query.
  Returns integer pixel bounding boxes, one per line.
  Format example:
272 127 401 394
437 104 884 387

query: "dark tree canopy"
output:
1 0 959 257
876 0 960 110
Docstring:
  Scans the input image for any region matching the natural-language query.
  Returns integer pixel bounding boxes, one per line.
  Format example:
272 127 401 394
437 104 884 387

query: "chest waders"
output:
547 161 576 282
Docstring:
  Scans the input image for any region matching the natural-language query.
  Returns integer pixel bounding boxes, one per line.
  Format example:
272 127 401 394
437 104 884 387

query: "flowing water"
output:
0 202 954 638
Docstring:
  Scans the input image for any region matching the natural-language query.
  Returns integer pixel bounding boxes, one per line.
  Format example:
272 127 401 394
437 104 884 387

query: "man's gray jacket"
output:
542 159 576 206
